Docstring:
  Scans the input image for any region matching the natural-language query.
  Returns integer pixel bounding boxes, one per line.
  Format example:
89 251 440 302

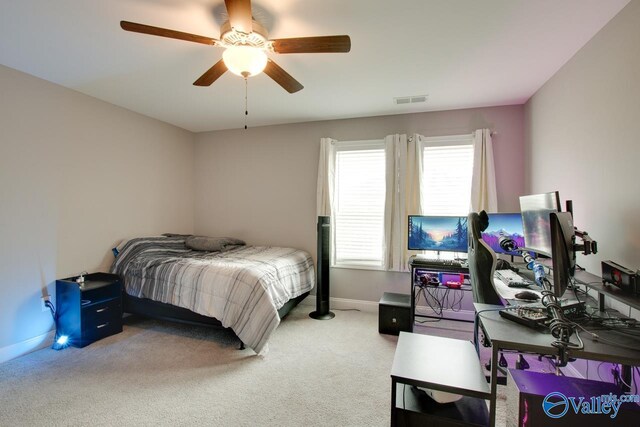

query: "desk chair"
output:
468 211 514 373
467 211 501 306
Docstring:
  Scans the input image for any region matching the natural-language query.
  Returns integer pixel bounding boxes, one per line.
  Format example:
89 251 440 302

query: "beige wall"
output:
0 65 194 352
194 105 526 302
524 0 640 277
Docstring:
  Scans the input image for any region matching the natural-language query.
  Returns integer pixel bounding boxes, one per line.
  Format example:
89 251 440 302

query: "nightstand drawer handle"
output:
96 323 109 329
96 307 108 313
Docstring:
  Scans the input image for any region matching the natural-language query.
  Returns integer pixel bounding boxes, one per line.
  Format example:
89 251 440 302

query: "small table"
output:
390 332 490 426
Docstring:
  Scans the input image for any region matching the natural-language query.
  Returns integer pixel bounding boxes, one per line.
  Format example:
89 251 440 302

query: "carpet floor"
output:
1 306 399 426
0 306 508 426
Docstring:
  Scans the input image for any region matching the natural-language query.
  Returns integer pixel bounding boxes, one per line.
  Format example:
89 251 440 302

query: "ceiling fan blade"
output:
120 21 217 46
271 35 351 54
263 59 303 93
224 0 253 34
193 60 228 86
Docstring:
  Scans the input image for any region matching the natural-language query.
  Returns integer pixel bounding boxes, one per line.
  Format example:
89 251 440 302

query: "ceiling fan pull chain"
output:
244 77 248 130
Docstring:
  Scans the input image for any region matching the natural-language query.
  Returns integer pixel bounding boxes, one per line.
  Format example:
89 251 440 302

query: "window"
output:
333 140 386 268
321 133 479 271
420 135 474 216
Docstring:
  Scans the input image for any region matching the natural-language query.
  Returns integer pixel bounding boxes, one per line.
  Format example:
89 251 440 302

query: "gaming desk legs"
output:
390 377 397 427
489 345 499 426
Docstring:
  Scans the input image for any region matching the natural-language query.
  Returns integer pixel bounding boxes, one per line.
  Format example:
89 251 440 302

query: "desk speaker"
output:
310 216 334 320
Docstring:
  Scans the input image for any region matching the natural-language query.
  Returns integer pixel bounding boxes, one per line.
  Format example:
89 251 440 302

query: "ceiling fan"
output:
120 0 351 93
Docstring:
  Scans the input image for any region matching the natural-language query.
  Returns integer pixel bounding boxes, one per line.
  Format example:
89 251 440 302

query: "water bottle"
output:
533 263 546 286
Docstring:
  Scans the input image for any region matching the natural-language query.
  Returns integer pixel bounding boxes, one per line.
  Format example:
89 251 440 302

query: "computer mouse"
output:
515 290 540 301
496 259 519 272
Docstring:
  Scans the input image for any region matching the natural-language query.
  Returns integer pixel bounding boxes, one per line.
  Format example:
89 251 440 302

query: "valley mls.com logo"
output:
542 391 640 419
542 392 570 418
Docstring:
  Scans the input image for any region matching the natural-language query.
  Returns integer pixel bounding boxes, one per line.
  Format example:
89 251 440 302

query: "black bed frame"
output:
122 290 310 350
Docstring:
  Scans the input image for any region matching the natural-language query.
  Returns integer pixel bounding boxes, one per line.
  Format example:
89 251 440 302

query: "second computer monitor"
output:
519 191 561 257
550 211 576 297
481 213 526 256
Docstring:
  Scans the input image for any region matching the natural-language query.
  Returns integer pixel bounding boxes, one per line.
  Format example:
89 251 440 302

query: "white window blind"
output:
421 135 474 216
333 140 386 268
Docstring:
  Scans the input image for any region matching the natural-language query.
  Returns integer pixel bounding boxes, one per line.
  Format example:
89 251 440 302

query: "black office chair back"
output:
467 211 503 306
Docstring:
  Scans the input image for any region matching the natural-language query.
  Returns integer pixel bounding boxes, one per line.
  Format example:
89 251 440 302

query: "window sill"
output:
331 263 386 272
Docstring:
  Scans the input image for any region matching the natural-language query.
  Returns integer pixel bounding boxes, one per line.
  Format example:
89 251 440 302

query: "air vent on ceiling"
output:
394 94 428 105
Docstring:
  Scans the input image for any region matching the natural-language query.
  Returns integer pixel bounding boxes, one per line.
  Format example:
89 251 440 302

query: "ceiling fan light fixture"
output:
120 0 351 92
223 46 267 77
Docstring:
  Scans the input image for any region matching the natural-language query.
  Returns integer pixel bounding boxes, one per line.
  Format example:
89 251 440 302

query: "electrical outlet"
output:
41 296 51 312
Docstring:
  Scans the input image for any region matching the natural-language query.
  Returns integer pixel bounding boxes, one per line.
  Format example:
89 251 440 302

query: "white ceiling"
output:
0 0 630 132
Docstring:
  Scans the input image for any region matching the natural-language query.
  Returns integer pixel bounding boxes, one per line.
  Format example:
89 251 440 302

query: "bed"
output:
110 236 315 353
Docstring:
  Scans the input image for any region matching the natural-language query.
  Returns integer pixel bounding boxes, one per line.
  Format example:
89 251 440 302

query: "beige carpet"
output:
0 306 506 426
0 306 399 426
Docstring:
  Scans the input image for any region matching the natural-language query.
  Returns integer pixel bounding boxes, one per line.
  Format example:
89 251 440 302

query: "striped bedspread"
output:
110 236 315 353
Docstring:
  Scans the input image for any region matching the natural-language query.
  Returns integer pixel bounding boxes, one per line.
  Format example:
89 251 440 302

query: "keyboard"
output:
411 256 469 274
494 269 533 288
414 255 467 268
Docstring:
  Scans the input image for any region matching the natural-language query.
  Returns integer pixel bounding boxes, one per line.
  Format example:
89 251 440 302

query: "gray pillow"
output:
185 236 246 252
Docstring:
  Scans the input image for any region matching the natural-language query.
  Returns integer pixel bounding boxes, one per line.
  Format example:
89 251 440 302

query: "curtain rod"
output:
408 130 496 143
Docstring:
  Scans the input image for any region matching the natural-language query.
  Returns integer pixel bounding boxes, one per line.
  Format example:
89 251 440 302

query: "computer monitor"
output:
519 191 561 257
482 213 526 256
549 212 576 298
408 215 468 252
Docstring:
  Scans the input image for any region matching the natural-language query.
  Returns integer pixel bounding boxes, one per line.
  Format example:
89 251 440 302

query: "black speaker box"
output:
379 292 412 335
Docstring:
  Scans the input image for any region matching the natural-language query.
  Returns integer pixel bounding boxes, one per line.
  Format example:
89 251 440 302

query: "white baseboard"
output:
301 295 379 313
0 329 55 364
301 296 475 322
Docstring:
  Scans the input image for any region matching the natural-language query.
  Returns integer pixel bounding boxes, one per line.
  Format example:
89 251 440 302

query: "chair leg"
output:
484 349 508 385
516 354 529 370
486 353 508 369
498 352 508 368
238 341 245 350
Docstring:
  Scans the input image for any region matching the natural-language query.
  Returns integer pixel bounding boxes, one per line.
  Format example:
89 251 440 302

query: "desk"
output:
408 257 471 325
474 302 640 426
390 332 490 426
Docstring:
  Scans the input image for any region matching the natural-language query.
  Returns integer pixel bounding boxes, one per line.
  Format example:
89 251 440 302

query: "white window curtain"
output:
384 134 423 272
470 129 498 212
316 137 337 217
383 134 403 271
